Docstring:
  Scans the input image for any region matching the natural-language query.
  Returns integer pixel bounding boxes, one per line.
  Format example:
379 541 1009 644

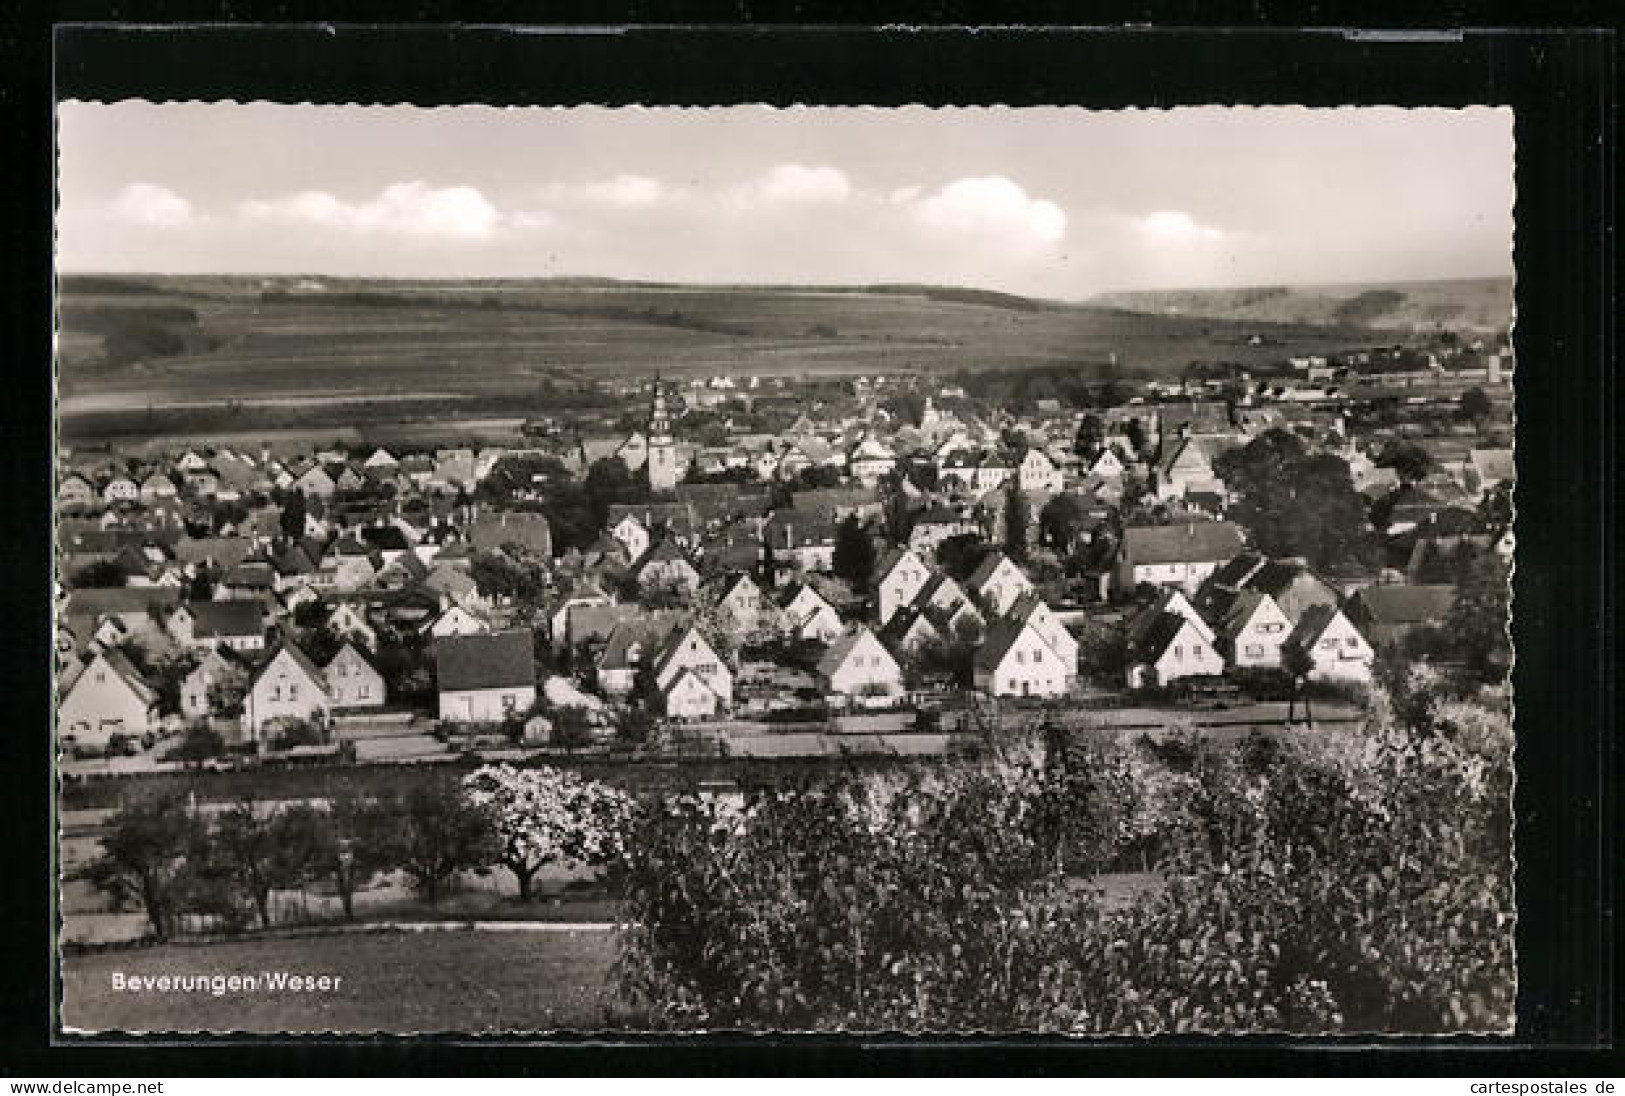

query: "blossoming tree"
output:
462 763 632 901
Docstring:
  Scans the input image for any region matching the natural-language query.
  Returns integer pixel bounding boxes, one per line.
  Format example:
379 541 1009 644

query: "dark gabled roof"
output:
248 641 328 695
1131 610 1203 662
185 599 263 639
1121 521 1245 567
1347 584 1456 626
566 603 640 646
880 606 937 646
324 639 379 675
61 586 183 620
649 622 718 685
1284 603 1342 651
88 647 157 706
634 538 696 574
816 626 886 679
434 629 536 692
972 617 1029 671
967 551 1018 591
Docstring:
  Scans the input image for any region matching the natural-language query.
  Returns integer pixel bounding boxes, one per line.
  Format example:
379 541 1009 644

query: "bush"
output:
616 694 1513 1033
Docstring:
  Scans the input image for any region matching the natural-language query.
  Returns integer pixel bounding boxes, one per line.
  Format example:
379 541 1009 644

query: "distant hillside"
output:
55 273 1429 441
1091 277 1512 334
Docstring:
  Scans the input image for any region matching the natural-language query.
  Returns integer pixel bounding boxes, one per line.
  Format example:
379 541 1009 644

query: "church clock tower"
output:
646 373 679 493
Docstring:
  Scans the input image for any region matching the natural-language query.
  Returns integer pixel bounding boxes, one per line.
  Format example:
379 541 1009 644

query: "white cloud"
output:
731 163 852 207
910 176 1067 249
110 183 193 228
240 181 502 240
1138 210 1227 244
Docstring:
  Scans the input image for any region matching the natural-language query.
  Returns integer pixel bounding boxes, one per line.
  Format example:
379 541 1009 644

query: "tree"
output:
462 764 633 902
167 725 226 767
82 793 200 941
1212 429 1376 570
1445 550 1511 683
1039 493 1088 556
373 779 499 904
935 534 993 583
550 706 597 752
1003 482 1031 563
1374 440 1433 483
70 559 127 588
278 491 308 540
1459 386 1493 424
1281 642 1315 727
832 515 877 591
311 789 395 921
1073 414 1105 458
1124 418 1149 457
208 798 310 929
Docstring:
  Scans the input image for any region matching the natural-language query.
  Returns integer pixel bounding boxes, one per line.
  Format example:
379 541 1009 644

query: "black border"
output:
3 12 1617 1076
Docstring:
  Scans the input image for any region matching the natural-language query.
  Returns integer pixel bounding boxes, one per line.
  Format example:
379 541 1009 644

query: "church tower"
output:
646 373 679 493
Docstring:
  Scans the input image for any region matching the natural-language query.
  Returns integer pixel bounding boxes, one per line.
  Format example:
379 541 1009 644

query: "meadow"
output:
60 928 620 1034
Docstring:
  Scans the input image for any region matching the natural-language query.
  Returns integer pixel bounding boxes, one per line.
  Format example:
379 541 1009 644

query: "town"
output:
55 331 1514 775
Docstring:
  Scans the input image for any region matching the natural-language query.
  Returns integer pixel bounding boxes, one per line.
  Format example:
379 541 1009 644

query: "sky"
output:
56 103 1514 300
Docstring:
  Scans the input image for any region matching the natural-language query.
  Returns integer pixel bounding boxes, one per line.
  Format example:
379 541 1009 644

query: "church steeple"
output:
646 372 678 492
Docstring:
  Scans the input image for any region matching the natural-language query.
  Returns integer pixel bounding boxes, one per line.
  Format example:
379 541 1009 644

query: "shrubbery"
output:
614 689 1513 1033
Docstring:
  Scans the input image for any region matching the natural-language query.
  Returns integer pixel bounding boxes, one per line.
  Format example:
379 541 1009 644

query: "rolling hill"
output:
1089 277 1512 334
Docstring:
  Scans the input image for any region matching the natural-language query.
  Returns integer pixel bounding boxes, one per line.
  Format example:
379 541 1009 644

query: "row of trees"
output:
83 765 631 940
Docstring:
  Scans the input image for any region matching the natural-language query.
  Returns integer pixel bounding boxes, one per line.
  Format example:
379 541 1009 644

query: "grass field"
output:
60 928 622 1034
57 273 1407 442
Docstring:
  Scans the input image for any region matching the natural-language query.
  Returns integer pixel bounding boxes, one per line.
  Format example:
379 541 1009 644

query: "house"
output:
1344 584 1457 647
662 668 723 720
422 563 484 609
711 571 765 631
1154 437 1225 500
1126 587 1216 651
139 472 178 502
326 602 378 650
762 513 838 574
295 464 338 499
102 476 141 505
1463 447 1515 499
58 649 159 750
777 581 843 642
58 472 97 509
880 606 942 653
1017 448 1064 494
324 641 386 709
1007 591 1078 683
875 547 932 626
435 629 537 723
1284 605 1375 683
907 506 982 554
847 435 897 485
1086 448 1127 480
650 624 733 710
1115 521 1245 596
1208 588 1293 670
169 600 265 653
817 626 903 701
548 583 616 649
467 511 553 558
426 603 492 639
180 648 242 723
242 643 332 741
608 512 653 564
362 447 399 470
1125 612 1225 689
973 618 1068 699
217 561 278 603
633 539 702 594
967 551 1035 619
1208 554 1341 626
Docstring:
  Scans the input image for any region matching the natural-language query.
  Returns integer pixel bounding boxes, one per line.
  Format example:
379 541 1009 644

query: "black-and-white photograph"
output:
55 98 1517 1035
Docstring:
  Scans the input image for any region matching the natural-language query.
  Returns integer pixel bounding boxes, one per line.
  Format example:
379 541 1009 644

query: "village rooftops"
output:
185 599 264 639
1120 521 1245 566
434 629 536 692
1346 584 1457 626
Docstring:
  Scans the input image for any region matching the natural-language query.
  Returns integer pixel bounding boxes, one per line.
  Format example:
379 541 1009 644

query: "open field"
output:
1091 276 1512 333
57 273 1411 441
60 928 620 1034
